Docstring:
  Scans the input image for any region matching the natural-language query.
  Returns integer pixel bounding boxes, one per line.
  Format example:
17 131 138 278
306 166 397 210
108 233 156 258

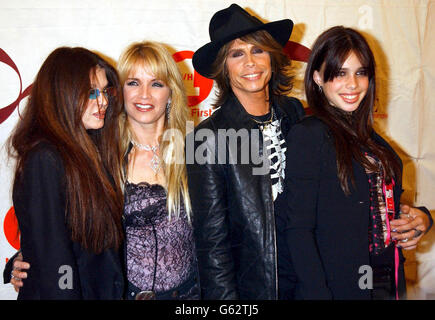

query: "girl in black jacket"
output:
282 26 432 300
7 47 125 299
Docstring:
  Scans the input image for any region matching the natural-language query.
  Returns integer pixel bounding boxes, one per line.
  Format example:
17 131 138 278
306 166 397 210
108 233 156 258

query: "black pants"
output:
371 243 406 300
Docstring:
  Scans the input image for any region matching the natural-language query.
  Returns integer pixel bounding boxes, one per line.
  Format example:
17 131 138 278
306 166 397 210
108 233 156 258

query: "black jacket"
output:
186 94 304 300
11 142 124 299
280 116 431 299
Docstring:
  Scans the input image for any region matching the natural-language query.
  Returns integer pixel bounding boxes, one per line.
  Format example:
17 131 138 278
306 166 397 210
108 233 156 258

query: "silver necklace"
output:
251 107 274 130
131 140 161 174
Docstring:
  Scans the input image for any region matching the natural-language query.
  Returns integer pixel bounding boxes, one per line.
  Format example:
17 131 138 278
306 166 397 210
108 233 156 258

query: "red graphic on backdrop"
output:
284 41 311 63
284 41 312 115
173 51 213 107
0 48 32 124
3 206 20 250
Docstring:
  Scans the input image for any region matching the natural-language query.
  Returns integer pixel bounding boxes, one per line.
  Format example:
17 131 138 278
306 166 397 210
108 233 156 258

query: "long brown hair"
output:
8 47 124 253
210 29 294 107
305 26 401 194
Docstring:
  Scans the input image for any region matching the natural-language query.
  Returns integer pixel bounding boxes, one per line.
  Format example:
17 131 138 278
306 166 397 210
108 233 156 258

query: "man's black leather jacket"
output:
186 93 305 299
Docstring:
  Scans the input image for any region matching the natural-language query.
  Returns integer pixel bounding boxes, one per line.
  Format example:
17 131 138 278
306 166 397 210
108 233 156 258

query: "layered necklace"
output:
250 107 274 131
131 140 161 174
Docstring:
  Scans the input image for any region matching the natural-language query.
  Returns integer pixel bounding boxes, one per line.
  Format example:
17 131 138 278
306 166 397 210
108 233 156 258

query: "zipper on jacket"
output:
270 182 278 300
261 126 278 300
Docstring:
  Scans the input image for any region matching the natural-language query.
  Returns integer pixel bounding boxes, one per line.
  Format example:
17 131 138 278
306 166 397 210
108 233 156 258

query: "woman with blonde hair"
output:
117 41 198 300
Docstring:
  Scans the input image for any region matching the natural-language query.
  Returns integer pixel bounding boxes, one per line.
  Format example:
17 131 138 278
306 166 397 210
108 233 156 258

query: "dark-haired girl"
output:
7 47 124 299
281 26 432 300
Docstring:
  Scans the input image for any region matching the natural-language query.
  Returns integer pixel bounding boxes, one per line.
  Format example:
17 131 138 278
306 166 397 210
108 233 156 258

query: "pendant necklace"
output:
250 107 274 130
131 140 161 174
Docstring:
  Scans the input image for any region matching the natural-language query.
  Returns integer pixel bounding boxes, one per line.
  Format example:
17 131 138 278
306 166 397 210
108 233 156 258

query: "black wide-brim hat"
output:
192 3 293 79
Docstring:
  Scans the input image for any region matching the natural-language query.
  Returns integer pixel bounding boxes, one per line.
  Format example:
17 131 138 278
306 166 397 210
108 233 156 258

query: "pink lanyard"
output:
382 179 399 300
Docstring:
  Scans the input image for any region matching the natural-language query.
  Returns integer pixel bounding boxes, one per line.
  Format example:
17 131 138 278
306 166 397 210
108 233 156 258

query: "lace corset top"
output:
124 181 195 292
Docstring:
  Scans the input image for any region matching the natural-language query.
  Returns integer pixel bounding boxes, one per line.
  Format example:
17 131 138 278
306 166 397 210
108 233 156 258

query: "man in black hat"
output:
186 3 304 300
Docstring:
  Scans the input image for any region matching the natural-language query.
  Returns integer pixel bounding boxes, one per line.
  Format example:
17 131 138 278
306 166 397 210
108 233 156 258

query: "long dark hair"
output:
210 29 294 107
8 47 123 253
305 26 401 194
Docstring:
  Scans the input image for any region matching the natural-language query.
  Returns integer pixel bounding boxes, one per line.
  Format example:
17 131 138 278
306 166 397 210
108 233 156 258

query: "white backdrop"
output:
0 0 434 300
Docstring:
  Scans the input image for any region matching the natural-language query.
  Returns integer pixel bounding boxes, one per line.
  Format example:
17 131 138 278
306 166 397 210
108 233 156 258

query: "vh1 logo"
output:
173 50 213 108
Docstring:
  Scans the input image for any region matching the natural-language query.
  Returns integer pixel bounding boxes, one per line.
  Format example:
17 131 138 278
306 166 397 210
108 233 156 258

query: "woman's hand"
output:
390 204 430 250
10 252 30 292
